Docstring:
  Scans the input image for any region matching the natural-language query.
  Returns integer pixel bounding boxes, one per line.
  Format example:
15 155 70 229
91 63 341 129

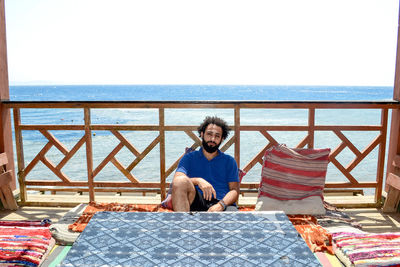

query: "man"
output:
172 116 240 212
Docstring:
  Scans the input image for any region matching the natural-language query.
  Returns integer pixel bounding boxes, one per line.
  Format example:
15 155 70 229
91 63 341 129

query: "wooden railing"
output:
3 100 399 205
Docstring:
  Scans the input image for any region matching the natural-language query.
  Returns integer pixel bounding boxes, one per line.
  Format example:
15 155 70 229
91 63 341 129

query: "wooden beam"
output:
0 0 15 190
383 1 400 212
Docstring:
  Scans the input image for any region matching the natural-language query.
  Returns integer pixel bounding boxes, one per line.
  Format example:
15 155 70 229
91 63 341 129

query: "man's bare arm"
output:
208 181 239 211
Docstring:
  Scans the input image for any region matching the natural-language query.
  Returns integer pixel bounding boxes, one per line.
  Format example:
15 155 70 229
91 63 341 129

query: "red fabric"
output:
265 161 328 178
68 202 172 232
288 215 333 254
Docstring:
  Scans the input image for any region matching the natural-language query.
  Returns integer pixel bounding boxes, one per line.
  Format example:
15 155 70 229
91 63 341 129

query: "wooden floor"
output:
0 193 399 233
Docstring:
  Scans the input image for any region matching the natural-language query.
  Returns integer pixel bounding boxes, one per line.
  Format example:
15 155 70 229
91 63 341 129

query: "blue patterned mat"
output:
60 211 320 266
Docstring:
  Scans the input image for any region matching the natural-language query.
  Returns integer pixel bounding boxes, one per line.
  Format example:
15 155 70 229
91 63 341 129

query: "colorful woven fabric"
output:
68 202 172 232
333 232 400 266
0 220 51 227
0 222 53 266
288 215 334 254
259 144 330 201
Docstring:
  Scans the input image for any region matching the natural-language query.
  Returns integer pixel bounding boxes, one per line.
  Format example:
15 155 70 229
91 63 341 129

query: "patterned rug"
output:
68 202 333 254
62 211 321 266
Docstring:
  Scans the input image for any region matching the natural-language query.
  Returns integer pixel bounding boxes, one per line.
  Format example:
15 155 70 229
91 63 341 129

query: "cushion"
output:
50 204 87 245
256 195 326 215
255 144 330 215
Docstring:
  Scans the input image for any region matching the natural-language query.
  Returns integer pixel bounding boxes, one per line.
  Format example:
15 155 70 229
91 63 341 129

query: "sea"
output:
9 85 395 195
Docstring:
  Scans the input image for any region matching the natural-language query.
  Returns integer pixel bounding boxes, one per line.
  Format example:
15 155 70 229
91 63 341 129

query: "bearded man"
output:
172 116 240 212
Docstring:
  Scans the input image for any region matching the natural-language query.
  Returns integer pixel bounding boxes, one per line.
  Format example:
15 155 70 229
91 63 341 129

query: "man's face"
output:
201 124 223 153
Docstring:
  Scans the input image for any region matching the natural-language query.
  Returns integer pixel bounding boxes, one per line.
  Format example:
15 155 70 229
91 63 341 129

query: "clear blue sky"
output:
4 0 400 86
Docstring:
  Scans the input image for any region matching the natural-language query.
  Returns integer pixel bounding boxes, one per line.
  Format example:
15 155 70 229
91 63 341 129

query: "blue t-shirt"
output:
176 148 239 200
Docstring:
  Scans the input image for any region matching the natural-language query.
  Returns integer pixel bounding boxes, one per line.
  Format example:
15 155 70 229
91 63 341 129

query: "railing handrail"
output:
3 100 400 109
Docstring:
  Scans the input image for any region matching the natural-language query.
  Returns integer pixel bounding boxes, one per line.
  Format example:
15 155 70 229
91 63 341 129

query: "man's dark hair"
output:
197 116 230 140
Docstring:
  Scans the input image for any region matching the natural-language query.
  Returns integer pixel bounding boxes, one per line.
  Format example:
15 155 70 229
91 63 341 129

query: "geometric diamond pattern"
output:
60 211 320 266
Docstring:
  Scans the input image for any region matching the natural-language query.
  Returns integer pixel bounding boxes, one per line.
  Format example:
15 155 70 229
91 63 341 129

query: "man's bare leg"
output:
172 175 196 211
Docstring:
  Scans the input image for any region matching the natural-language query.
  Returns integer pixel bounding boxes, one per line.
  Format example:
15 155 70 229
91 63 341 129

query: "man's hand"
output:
208 203 224 212
196 178 216 201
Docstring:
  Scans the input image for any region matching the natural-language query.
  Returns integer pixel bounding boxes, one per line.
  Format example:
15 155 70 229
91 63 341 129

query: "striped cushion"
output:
258 144 330 201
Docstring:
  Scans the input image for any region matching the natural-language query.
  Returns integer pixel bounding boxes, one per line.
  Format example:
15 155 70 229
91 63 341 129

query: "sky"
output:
4 0 400 86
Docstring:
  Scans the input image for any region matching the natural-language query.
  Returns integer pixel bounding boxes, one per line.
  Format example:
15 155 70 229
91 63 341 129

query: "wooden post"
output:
84 108 94 202
13 108 25 202
308 108 315 148
376 109 388 204
0 0 15 190
234 105 240 167
383 1 400 212
159 108 166 200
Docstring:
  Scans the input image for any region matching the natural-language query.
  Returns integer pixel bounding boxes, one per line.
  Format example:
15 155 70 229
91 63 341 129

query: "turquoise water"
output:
9 85 394 193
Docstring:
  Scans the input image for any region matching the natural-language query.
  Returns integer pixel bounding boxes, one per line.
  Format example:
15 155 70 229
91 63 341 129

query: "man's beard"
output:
202 138 221 153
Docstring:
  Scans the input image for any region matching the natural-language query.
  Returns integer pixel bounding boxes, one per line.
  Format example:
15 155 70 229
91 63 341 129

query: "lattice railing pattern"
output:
7 101 392 204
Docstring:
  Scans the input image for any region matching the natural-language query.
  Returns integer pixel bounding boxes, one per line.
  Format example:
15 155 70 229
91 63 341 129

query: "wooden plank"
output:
1 185 17 210
240 125 383 131
26 187 165 193
234 105 240 167
184 130 201 145
330 142 346 159
23 142 53 176
329 157 359 185
126 135 160 172
386 173 400 190
242 143 273 173
4 100 400 110
13 108 26 202
40 157 71 183
0 0 16 192
393 154 400 168
0 152 7 166
159 108 166 200
93 142 124 177
383 186 400 212
346 134 382 172
393 4 400 100
19 125 84 130
376 109 388 203
308 108 314 148
84 108 94 202
333 130 361 156
111 130 140 157
39 130 69 155
110 157 139 183
57 135 86 169
296 134 310 148
324 182 378 188
25 181 162 187
0 170 12 186
260 130 278 145
220 135 235 152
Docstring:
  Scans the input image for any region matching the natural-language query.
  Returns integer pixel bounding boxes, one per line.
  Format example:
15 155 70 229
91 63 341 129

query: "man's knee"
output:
172 175 193 194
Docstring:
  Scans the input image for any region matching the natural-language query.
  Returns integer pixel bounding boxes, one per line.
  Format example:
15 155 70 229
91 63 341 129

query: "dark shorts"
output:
190 189 219 211
189 189 238 212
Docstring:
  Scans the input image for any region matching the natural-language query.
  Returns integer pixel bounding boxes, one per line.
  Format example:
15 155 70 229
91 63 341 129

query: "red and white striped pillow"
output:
256 144 330 214
258 144 330 200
